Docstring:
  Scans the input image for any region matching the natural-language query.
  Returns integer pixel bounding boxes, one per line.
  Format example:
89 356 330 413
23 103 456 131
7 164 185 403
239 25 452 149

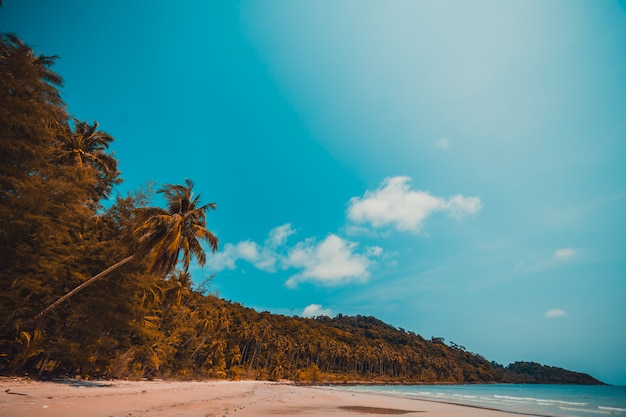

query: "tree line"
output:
0 34 603 385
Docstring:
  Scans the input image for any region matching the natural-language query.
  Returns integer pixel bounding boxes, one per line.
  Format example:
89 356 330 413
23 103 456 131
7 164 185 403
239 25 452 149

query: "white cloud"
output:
301 303 332 318
267 223 295 247
346 176 482 233
251 224 298 272
204 224 294 272
203 243 240 271
366 245 383 257
205 239 277 271
545 309 567 318
434 137 450 149
444 195 483 219
284 234 378 288
205 225 380 288
236 241 260 262
554 248 577 260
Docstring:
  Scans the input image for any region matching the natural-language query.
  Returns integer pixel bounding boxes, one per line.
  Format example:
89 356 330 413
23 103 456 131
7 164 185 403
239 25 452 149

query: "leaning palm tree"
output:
33 179 218 322
136 179 218 276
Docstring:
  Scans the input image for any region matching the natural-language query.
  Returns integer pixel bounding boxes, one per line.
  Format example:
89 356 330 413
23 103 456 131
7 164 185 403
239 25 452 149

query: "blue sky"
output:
2 1 625 385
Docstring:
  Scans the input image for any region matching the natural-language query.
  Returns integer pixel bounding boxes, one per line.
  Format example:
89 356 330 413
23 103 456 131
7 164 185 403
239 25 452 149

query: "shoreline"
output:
0 377 544 417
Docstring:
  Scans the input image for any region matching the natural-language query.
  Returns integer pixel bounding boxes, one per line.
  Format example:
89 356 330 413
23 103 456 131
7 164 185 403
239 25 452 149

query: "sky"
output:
2 0 625 385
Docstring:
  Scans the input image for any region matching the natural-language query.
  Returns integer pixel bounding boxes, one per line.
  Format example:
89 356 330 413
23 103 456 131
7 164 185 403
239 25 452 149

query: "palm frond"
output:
134 179 218 276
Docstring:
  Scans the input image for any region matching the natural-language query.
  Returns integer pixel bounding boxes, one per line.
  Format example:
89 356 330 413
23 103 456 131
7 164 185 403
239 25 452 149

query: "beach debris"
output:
5 389 28 396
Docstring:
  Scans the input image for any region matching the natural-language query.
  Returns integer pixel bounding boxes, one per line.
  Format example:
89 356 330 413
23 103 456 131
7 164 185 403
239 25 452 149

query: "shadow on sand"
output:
49 378 114 388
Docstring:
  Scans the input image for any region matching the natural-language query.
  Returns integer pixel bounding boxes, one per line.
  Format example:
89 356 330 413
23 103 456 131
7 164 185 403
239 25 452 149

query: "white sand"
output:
0 378 534 417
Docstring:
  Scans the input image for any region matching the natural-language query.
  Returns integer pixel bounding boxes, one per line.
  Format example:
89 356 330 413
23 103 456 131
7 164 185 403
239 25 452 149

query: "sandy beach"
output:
0 378 536 417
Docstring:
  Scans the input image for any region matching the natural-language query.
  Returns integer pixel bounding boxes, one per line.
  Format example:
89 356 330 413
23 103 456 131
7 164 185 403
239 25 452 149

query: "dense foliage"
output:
0 34 603 385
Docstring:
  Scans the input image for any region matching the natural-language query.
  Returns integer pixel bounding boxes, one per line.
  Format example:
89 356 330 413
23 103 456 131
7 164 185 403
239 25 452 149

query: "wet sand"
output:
0 378 537 417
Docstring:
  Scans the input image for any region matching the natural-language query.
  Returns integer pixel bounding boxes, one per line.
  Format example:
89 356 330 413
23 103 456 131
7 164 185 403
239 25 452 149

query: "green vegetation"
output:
0 34 603 385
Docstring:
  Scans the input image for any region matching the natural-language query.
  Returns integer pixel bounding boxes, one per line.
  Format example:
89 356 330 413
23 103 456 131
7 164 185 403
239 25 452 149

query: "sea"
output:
330 384 626 417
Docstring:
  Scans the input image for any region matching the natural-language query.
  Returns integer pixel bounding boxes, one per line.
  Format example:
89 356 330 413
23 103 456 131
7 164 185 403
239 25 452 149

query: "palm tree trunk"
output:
33 254 135 322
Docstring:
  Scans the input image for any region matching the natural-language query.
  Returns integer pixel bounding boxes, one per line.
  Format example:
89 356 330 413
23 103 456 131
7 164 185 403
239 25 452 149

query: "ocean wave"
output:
335 385 626 417
493 395 587 406
598 406 626 413
559 406 613 415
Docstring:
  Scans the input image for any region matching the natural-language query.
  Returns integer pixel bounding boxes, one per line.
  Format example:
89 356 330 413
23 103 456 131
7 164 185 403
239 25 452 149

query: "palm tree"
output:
56 119 116 171
0 33 64 107
55 118 120 198
162 270 194 308
135 179 218 276
34 179 218 321
0 33 66 194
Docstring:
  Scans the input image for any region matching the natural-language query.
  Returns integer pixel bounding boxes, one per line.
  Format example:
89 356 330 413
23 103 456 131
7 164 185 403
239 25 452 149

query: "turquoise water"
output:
331 384 626 417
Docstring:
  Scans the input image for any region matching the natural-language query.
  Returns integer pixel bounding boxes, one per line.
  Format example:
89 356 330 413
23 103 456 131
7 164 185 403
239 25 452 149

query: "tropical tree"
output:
55 118 120 199
34 179 218 321
162 270 194 309
136 179 218 276
0 32 67 225
0 33 94 328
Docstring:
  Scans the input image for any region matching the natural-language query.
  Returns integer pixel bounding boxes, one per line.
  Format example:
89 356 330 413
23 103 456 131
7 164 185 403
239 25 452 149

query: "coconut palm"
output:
135 179 218 276
162 270 194 309
34 179 218 321
55 118 120 198
0 33 64 106
56 119 116 171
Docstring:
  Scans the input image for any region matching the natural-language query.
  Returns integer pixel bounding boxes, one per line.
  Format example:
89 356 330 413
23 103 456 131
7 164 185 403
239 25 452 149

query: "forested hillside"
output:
0 34 603 385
